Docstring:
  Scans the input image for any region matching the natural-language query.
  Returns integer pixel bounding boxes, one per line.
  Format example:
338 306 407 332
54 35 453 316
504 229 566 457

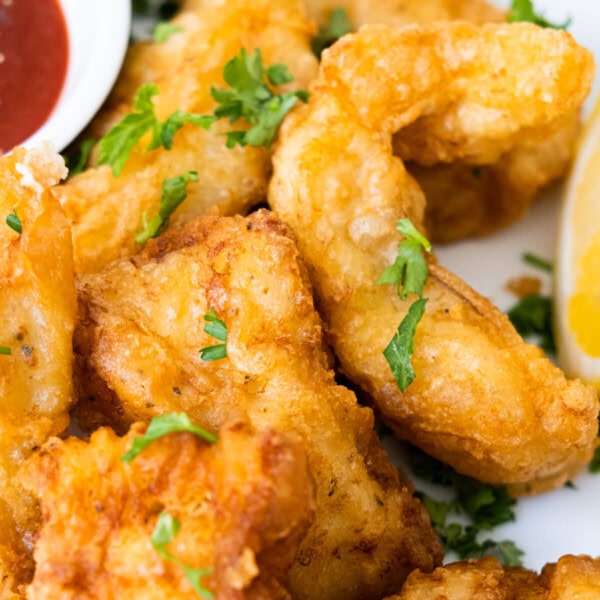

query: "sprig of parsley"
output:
199 309 227 361
0 346 11 356
410 447 524 566
507 0 571 29
377 219 432 300
311 8 353 58
209 48 309 150
152 512 213 598
136 171 198 244
121 412 217 462
153 21 182 43
98 84 215 177
6 209 22 234
378 219 432 391
507 294 555 354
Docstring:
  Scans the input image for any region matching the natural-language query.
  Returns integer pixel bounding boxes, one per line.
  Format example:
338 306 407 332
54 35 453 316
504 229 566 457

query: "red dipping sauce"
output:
0 0 69 153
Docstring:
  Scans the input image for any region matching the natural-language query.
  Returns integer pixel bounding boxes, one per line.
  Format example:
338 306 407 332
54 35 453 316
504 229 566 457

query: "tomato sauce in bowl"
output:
0 0 69 153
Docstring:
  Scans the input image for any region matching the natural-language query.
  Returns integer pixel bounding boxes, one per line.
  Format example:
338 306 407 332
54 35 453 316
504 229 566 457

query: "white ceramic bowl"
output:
21 0 131 151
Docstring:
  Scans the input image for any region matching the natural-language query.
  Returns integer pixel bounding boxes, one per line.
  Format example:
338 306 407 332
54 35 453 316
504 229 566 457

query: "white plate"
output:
21 0 131 152
435 0 600 569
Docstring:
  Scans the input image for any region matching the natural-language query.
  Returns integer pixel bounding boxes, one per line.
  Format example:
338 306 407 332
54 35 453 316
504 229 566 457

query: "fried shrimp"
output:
73 210 442 600
268 22 598 492
54 0 318 274
0 146 75 598
21 421 315 599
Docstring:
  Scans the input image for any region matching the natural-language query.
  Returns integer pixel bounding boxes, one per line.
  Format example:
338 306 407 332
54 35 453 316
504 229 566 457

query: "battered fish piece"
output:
0 146 75 598
269 22 597 491
73 211 442 600
21 420 314 599
386 555 600 599
55 0 318 274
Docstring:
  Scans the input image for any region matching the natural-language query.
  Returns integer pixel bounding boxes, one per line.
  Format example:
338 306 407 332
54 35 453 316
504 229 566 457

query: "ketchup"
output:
0 0 69 153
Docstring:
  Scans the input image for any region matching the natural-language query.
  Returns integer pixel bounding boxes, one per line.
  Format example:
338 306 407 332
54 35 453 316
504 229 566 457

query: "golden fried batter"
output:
54 0 318 274
268 22 597 492
386 555 600 599
21 420 314 599
73 210 442 599
0 146 75 598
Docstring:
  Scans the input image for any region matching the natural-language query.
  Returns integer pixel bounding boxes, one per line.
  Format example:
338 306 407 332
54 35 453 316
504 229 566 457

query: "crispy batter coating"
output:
21 420 314 599
73 210 442 599
54 0 318 274
305 0 505 29
0 146 75 598
268 22 598 491
386 555 600 599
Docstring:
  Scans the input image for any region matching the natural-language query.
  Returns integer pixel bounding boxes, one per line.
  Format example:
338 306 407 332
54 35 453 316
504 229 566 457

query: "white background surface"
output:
434 0 600 569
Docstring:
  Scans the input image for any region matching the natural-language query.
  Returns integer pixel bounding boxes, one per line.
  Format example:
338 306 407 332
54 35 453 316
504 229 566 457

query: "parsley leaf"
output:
384 298 428 391
410 448 523 566
311 8 353 58
0 346 11 356
507 0 571 29
6 209 22 234
121 412 217 462
377 219 432 300
136 171 198 244
152 21 182 43
152 512 214 598
209 48 309 150
507 294 555 354
199 309 227 361
98 84 214 177
64 137 96 178
522 252 553 273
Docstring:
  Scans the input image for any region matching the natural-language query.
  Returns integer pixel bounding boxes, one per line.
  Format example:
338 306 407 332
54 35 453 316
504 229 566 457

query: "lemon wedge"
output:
556 96 600 389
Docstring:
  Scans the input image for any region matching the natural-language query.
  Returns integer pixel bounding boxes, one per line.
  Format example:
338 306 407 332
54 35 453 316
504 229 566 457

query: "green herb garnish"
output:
507 294 555 354
383 298 428 391
410 447 524 566
209 48 309 149
377 219 432 300
136 171 198 244
311 8 353 58
152 512 213 598
121 412 217 462
6 209 22 234
507 0 571 29
0 346 11 356
199 309 227 361
153 22 182 43
98 84 215 176
522 252 553 273
64 137 96 178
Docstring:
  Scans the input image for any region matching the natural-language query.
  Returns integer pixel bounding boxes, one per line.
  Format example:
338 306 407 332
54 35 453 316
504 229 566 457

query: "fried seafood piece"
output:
268 22 598 491
386 555 600 599
305 0 505 29
0 146 76 598
21 420 314 599
73 211 442 600
54 0 318 274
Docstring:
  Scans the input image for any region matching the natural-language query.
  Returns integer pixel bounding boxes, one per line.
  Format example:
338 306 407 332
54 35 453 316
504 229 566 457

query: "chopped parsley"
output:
377 219 432 300
522 251 553 273
6 209 22 234
507 294 555 354
0 346 11 356
209 48 309 149
199 309 227 361
121 412 217 462
507 0 571 29
410 447 524 566
64 137 96 178
384 298 428 391
136 171 198 244
97 84 214 177
152 512 213 598
311 8 353 58
152 21 182 43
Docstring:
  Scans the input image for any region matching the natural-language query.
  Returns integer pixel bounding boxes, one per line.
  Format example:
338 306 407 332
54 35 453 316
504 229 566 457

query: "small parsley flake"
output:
522 251 553 273
6 209 22 234
152 21 182 43
199 309 227 361
507 0 571 30
311 8 353 58
64 137 96 178
0 346 11 356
